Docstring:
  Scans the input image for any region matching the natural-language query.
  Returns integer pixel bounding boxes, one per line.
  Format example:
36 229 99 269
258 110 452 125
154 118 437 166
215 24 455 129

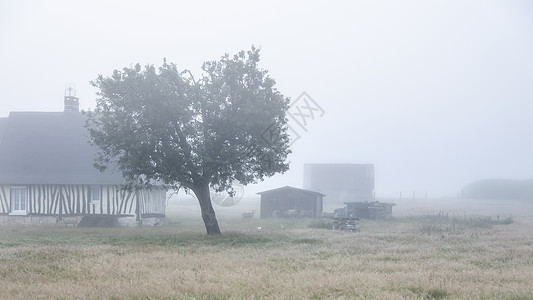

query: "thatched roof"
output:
0 111 124 185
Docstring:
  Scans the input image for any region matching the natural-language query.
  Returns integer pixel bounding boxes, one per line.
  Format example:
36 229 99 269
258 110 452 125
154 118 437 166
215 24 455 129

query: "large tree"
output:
86 47 291 234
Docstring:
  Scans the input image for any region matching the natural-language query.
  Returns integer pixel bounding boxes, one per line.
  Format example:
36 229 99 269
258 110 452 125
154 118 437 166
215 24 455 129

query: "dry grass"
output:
0 210 532 299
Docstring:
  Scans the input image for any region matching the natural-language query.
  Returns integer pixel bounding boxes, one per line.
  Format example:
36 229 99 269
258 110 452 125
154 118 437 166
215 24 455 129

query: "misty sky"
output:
1 0 532 198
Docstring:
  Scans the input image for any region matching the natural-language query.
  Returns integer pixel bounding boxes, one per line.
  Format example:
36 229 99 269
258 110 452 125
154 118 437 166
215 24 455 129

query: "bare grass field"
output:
1 198 532 299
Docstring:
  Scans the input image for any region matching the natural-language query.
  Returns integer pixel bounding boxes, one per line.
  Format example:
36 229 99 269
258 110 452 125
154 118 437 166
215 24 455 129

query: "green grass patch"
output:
292 238 324 245
415 213 513 235
407 286 448 299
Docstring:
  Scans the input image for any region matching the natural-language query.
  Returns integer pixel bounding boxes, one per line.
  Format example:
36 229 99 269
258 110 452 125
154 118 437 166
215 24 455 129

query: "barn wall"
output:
303 164 375 205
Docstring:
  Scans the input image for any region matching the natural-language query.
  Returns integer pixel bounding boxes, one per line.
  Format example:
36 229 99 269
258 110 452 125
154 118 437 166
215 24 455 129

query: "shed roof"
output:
257 186 325 197
0 111 124 185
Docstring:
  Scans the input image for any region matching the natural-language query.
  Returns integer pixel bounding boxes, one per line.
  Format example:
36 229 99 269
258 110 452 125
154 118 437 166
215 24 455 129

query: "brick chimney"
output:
64 86 79 112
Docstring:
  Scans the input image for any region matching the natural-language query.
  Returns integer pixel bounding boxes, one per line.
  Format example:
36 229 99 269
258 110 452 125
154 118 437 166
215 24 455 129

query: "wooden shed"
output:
257 186 324 218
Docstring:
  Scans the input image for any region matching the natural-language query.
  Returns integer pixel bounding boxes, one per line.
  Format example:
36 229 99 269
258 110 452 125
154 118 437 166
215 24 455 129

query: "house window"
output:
89 186 101 204
10 186 27 215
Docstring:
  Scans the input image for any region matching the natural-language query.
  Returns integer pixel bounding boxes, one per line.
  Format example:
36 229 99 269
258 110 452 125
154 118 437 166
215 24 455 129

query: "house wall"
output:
136 188 167 217
0 184 166 225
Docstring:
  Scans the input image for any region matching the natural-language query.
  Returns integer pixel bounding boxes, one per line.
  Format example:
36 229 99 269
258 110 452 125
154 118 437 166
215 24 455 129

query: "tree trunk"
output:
193 182 221 235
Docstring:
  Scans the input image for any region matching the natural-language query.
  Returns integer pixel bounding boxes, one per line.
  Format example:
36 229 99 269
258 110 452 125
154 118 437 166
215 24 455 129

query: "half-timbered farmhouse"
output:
258 186 324 218
0 93 166 226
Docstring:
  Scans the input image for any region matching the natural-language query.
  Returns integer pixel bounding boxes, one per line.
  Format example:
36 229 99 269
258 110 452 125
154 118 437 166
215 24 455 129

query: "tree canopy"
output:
86 47 291 234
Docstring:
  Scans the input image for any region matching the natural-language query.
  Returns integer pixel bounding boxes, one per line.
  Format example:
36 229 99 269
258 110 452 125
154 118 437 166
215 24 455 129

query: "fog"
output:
1 0 532 198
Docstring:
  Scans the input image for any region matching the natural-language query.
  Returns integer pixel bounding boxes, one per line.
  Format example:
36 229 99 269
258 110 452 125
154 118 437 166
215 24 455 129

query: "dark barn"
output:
258 186 324 218
304 163 375 206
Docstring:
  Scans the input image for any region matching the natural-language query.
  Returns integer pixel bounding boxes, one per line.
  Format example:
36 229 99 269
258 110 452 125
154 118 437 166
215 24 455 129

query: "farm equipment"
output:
331 217 360 232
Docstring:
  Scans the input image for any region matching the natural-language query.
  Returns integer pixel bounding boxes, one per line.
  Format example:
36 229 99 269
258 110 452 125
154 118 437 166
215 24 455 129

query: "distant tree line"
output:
462 179 533 200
